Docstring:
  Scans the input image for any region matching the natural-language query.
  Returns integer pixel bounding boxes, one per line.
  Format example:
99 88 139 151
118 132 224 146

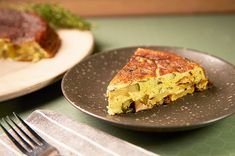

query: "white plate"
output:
0 29 94 102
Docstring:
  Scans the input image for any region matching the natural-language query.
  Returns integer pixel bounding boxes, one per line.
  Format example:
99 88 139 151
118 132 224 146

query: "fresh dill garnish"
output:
23 3 91 30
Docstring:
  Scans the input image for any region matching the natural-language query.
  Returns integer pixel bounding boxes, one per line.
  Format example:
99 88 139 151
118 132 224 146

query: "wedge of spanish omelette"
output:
107 48 209 115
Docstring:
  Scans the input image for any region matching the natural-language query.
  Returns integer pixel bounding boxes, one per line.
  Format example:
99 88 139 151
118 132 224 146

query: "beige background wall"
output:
1 0 235 17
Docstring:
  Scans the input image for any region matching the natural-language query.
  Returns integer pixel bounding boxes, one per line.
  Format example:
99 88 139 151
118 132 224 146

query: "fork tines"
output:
0 112 47 154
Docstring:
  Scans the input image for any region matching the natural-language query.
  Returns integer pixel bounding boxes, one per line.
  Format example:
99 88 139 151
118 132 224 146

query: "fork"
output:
0 112 60 156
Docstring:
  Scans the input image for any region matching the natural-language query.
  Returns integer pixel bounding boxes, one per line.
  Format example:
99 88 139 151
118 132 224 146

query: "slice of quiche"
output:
106 48 209 115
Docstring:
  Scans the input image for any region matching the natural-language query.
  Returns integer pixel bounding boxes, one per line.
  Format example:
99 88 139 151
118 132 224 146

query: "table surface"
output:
1 14 235 156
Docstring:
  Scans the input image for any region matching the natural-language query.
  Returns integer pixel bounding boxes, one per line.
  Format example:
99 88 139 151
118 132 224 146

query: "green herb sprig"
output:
23 3 91 30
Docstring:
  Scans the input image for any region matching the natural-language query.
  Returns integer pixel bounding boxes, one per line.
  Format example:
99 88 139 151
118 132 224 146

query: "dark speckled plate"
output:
62 46 235 132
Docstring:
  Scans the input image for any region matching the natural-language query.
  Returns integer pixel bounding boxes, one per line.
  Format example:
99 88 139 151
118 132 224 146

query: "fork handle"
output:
38 147 60 156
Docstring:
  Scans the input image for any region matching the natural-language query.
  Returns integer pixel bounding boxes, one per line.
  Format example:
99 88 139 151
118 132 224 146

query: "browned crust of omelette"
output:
36 24 61 58
110 48 201 84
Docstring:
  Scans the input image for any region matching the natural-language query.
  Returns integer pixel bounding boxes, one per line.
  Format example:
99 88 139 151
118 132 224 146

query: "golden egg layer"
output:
0 39 49 62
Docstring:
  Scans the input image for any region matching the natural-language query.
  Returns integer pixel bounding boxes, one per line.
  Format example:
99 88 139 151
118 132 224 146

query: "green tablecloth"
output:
1 14 235 156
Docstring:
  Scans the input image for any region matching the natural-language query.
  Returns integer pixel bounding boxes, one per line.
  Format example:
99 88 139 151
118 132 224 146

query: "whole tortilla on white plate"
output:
0 29 94 102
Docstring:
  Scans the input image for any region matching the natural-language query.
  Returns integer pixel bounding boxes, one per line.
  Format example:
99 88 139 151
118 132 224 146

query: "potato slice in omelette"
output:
107 48 209 115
